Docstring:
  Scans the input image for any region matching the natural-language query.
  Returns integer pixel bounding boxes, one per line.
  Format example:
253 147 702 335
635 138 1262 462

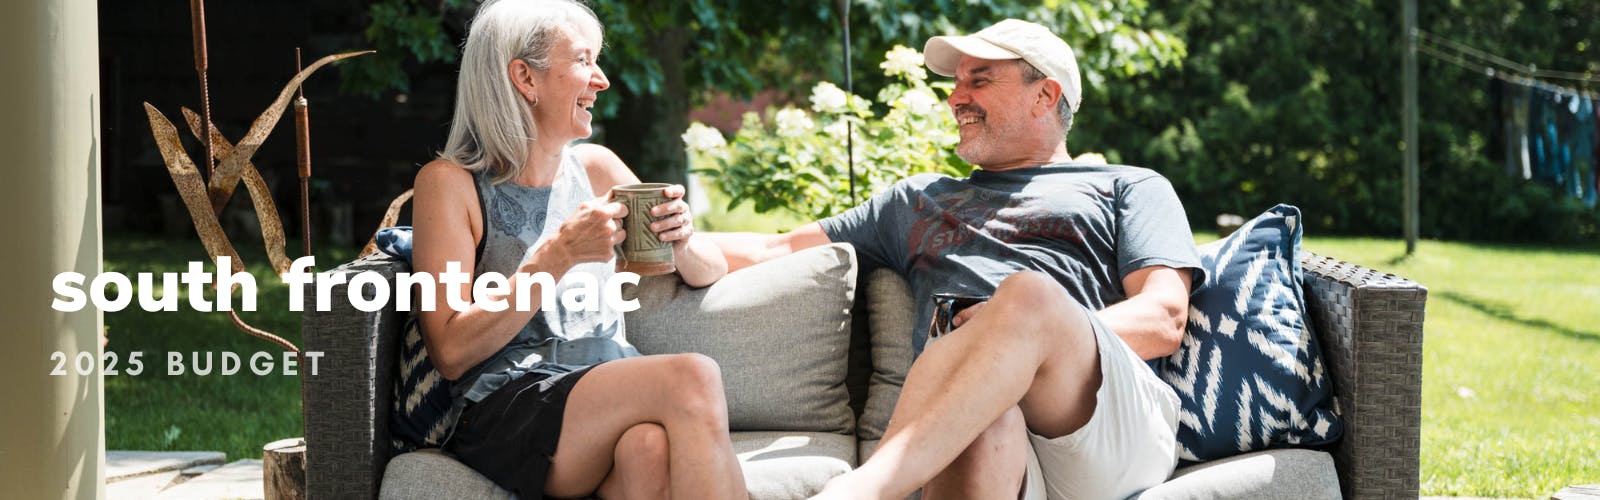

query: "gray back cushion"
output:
858 269 915 441
627 244 858 433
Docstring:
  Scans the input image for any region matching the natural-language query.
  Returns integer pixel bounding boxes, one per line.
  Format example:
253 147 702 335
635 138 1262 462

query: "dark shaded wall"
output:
100 0 456 247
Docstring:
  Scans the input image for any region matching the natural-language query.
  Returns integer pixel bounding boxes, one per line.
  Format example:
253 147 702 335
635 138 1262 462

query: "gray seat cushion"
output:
1132 448 1340 500
379 432 854 500
734 431 856 500
379 449 511 500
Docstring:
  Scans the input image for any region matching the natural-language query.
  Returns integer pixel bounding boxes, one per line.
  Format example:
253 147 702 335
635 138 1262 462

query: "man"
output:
715 19 1202 500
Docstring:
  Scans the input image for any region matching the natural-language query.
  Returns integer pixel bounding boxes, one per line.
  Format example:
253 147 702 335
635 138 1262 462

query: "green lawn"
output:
1296 236 1600 498
103 236 353 460
103 222 1599 497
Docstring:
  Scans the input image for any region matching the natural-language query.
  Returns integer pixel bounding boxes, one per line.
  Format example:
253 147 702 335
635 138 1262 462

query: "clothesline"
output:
1419 43 1598 99
1414 29 1599 99
1415 29 1600 83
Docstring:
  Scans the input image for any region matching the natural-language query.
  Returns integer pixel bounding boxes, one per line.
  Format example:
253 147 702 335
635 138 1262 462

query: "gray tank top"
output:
452 148 638 406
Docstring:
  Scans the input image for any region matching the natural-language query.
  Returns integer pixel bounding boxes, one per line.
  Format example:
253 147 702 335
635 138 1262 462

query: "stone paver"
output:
180 463 221 476
107 470 180 500
106 451 226 481
152 459 263 500
1553 484 1600 499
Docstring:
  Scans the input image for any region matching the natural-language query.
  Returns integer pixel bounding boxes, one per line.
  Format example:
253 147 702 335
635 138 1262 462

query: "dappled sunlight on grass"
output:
1302 237 1600 498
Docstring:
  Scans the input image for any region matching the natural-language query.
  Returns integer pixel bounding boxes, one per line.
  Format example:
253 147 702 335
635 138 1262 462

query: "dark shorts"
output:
444 364 598 499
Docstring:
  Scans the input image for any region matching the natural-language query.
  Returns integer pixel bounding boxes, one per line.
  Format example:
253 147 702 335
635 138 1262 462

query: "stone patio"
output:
106 451 263 500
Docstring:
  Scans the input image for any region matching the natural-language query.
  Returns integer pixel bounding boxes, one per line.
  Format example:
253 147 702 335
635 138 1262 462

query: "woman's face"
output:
530 23 609 143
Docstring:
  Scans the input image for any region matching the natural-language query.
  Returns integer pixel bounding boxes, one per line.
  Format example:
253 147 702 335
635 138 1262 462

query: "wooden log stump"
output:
263 437 306 500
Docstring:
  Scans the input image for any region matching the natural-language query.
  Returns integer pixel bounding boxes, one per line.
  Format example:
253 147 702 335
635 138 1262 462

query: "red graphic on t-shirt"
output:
907 188 1087 271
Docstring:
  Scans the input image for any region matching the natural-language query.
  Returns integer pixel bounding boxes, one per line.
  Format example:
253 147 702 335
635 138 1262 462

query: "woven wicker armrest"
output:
1300 251 1427 500
301 253 411 499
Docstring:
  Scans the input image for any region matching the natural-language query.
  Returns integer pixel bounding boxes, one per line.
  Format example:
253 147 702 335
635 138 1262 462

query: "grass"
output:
102 207 1600 496
103 236 353 460
1295 236 1600 498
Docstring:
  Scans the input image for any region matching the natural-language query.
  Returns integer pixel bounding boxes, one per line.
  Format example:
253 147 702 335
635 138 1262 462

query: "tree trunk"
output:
263 437 306 500
602 27 690 190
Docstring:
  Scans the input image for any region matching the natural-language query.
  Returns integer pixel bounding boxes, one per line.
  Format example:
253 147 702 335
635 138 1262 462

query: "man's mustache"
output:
952 104 985 119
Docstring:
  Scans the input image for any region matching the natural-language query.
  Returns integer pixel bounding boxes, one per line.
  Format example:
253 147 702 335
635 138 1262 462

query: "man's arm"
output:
701 222 834 272
1097 265 1193 360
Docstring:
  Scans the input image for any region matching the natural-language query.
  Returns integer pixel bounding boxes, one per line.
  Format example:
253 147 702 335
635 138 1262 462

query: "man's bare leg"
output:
813 271 1103 499
921 407 1029 500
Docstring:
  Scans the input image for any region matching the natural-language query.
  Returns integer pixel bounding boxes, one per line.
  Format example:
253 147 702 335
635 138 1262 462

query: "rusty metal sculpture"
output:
143 49 371 352
146 0 374 353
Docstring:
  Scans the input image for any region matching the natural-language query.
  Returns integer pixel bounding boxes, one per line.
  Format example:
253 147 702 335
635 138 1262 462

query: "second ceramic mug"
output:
610 183 677 276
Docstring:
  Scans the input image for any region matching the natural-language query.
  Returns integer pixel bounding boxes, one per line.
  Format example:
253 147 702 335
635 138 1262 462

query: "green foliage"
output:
670 2 1184 218
1075 0 1600 244
688 46 967 218
346 0 1184 216
340 0 474 98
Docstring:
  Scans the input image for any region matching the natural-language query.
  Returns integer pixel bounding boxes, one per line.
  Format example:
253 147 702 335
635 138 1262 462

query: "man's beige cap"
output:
923 19 1082 112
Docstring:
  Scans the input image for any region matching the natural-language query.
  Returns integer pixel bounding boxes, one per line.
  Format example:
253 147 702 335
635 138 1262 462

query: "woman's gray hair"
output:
439 0 601 183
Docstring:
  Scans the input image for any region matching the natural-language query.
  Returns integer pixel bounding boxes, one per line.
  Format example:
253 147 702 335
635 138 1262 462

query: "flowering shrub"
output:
684 46 970 219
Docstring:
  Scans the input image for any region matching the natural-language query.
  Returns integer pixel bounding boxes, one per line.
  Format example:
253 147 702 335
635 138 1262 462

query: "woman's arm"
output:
412 160 624 379
574 143 728 287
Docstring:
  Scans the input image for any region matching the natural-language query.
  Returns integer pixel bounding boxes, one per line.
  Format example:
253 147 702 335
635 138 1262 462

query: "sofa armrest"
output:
1300 251 1426 500
301 253 411 500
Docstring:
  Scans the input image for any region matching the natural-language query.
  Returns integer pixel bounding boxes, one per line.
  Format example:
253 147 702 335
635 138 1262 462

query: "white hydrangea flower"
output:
809 82 849 114
1075 152 1108 164
824 120 850 138
680 122 727 152
775 108 815 137
897 88 940 116
880 45 927 80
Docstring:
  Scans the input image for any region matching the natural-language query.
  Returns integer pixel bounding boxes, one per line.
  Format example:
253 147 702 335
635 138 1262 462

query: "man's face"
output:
947 57 1046 169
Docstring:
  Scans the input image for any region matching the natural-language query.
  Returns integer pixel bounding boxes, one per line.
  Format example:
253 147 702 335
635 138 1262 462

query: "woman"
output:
410 0 747 498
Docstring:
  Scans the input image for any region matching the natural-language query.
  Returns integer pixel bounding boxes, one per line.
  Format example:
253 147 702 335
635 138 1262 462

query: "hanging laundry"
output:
1528 86 1550 183
1508 81 1532 180
1567 95 1595 208
1552 91 1576 193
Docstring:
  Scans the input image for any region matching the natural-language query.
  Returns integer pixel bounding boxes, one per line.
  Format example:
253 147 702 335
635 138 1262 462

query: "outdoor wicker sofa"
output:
300 244 1426 499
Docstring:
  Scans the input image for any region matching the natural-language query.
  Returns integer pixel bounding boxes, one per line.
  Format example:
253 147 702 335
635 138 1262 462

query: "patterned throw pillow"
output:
375 226 459 453
1158 204 1343 462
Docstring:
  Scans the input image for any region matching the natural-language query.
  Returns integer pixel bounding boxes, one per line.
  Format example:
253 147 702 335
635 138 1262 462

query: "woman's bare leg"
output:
594 423 670 499
541 353 748 500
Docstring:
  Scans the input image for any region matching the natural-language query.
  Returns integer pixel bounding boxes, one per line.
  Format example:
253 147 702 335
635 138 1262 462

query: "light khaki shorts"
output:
1019 314 1181 500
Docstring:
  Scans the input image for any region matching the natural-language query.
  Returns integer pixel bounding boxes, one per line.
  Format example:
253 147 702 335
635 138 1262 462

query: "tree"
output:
1076 0 1600 243
344 0 1184 190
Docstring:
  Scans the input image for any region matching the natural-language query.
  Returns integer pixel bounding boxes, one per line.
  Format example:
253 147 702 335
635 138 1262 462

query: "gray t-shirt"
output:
819 162 1204 355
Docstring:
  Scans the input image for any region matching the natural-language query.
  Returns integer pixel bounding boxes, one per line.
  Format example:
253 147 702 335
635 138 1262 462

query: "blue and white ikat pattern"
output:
1158 204 1343 462
376 226 460 452
390 312 459 452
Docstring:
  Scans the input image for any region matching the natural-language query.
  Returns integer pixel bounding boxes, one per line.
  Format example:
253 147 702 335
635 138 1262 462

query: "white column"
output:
0 0 105 498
